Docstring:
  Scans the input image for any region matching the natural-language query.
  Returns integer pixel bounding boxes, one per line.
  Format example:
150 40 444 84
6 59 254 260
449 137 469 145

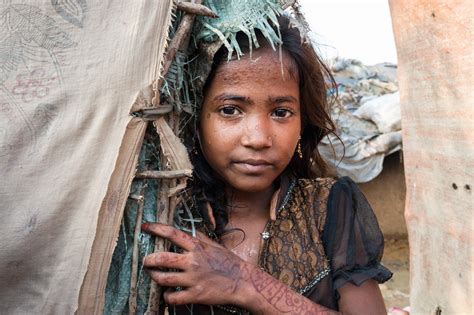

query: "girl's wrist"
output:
232 262 268 313
232 261 260 311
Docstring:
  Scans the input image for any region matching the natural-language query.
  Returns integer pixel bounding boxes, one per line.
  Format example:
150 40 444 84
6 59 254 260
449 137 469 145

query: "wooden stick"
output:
129 187 146 315
281 0 296 10
145 179 171 315
289 0 311 33
135 169 192 180
145 2 204 313
136 105 173 120
167 182 188 197
129 194 144 201
177 1 218 18
158 0 203 89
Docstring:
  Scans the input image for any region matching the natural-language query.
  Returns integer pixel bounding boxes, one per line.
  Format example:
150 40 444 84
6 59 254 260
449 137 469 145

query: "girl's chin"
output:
225 178 276 194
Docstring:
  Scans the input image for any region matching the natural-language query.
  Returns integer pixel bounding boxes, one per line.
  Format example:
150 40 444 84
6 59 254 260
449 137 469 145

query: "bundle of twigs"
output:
126 2 217 314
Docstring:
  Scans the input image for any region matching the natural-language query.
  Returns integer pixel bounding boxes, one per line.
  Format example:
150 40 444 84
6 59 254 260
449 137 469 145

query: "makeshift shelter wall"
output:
0 1 173 313
360 152 407 238
389 1 473 314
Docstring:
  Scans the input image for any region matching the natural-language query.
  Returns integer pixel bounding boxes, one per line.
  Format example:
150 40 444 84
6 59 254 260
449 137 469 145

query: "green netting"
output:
104 128 160 314
196 0 283 59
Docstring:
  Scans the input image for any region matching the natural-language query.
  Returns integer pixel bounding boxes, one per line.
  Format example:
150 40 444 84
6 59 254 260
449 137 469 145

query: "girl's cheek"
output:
213 123 241 134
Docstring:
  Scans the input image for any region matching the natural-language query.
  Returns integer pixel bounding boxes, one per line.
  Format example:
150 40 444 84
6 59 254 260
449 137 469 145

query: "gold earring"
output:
192 143 199 155
297 140 303 159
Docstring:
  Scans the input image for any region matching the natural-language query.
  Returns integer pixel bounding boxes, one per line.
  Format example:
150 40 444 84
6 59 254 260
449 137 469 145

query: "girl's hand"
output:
142 222 340 314
141 222 249 306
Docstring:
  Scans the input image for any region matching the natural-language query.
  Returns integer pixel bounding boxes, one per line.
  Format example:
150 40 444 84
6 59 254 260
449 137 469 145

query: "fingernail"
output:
141 222 150 231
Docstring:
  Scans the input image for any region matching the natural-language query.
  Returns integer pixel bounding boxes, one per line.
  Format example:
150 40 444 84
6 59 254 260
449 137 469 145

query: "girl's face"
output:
199 46 301 194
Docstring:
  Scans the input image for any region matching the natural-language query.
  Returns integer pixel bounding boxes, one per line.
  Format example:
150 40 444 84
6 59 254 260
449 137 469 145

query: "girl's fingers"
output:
163 288 195 305
143 252 188 270
146 270 190 287
142 222 195 251
194 230 219 246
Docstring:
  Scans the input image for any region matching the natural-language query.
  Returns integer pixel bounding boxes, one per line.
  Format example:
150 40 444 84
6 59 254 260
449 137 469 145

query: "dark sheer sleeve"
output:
322 176 392 291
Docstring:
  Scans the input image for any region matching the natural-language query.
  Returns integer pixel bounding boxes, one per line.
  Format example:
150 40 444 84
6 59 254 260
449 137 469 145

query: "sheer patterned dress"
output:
167 176 392 314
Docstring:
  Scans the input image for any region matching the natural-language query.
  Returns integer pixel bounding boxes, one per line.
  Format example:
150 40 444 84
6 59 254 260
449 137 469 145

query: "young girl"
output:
141 16 391 314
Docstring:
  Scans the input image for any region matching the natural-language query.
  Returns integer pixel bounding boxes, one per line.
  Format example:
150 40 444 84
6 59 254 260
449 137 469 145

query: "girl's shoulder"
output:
295 177 338 198
292 177 338 216
296 176 357 192
277 177 339 235
295 176 362 206
289 176 370 233
319 176 393 289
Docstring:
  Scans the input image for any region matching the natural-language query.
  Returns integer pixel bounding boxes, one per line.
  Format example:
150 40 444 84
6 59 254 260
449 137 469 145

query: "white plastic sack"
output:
354 92 401 133
319 131 402 183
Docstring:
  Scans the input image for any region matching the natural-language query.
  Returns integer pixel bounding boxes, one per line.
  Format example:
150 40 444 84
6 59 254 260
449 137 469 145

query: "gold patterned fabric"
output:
259 178 336 294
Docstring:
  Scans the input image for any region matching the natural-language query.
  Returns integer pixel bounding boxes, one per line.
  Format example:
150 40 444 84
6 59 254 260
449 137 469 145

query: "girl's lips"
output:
232 159 273 173
235 158 273 165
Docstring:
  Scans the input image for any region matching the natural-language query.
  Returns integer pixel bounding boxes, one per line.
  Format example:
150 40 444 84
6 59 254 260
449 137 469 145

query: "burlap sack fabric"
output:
0 1 174 313
390 1 473 313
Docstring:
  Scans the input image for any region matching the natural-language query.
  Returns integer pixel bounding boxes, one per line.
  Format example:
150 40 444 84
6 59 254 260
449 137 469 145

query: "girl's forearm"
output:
234 262 340 315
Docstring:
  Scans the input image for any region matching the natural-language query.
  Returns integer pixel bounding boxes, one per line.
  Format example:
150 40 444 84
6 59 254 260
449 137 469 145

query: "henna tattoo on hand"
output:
193 241 243 295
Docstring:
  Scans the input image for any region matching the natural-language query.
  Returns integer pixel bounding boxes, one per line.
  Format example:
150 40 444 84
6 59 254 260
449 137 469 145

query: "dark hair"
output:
192 15 337 235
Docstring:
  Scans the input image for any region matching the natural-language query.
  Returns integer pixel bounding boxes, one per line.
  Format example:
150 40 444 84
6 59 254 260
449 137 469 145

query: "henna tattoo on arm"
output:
243 264 340 315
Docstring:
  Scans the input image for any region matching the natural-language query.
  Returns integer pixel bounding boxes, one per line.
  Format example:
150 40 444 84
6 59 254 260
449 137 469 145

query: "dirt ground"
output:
381 237 410 311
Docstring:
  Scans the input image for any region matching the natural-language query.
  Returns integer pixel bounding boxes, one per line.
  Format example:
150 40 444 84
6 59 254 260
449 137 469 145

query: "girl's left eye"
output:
219 105 241 116
272 108 293 118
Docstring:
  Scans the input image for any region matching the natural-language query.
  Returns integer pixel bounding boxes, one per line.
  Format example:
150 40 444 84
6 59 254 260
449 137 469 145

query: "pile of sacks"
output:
319 58 402 183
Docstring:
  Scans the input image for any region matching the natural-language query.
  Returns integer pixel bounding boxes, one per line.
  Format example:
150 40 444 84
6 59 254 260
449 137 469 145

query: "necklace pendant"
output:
261 231 271 240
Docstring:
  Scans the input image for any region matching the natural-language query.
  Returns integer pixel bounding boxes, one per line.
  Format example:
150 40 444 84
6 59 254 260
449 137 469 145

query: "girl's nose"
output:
240 117 272 149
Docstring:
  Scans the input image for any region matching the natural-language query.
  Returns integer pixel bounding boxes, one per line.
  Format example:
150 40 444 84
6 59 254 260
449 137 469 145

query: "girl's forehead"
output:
213 47 298 84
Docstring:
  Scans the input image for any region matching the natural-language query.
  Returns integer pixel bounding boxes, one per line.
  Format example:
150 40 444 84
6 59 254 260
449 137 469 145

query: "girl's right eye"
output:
219 105 241 117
